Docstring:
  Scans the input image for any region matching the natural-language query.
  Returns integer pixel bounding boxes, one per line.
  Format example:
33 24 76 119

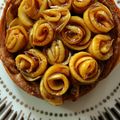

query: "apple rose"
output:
30 19 54 47
15 49 47 81
5 25 28 53
43 40 71 65
88 34 113 60
18 0 47 27
83 2 114 33
40 64 70 105
61 16 91 50
41 7 71 32
48 0 72 9
69 52 100 84
72 0 94 14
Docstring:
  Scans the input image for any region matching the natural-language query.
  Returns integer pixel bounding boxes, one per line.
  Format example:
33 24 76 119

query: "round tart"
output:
0 0 120 105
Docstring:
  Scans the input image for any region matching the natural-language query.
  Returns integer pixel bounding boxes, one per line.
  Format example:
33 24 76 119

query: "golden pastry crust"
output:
0 0 120 105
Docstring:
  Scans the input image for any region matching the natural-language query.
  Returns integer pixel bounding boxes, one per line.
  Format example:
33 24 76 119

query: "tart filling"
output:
0 0 120 105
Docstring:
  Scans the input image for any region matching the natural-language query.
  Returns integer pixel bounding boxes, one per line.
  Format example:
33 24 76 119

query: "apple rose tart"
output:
5 25 28 53
30 19 54 47
15 49 47 81
43 40 71 65
41 7 71 32
69 52 100 84
40 64 70 105
61 16 91 50
83 2 114 33
88 34 113 60
18 0 47 27
0 0 120 106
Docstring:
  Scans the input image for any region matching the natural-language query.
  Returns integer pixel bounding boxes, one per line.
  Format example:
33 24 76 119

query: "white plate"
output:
0 1 120 120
